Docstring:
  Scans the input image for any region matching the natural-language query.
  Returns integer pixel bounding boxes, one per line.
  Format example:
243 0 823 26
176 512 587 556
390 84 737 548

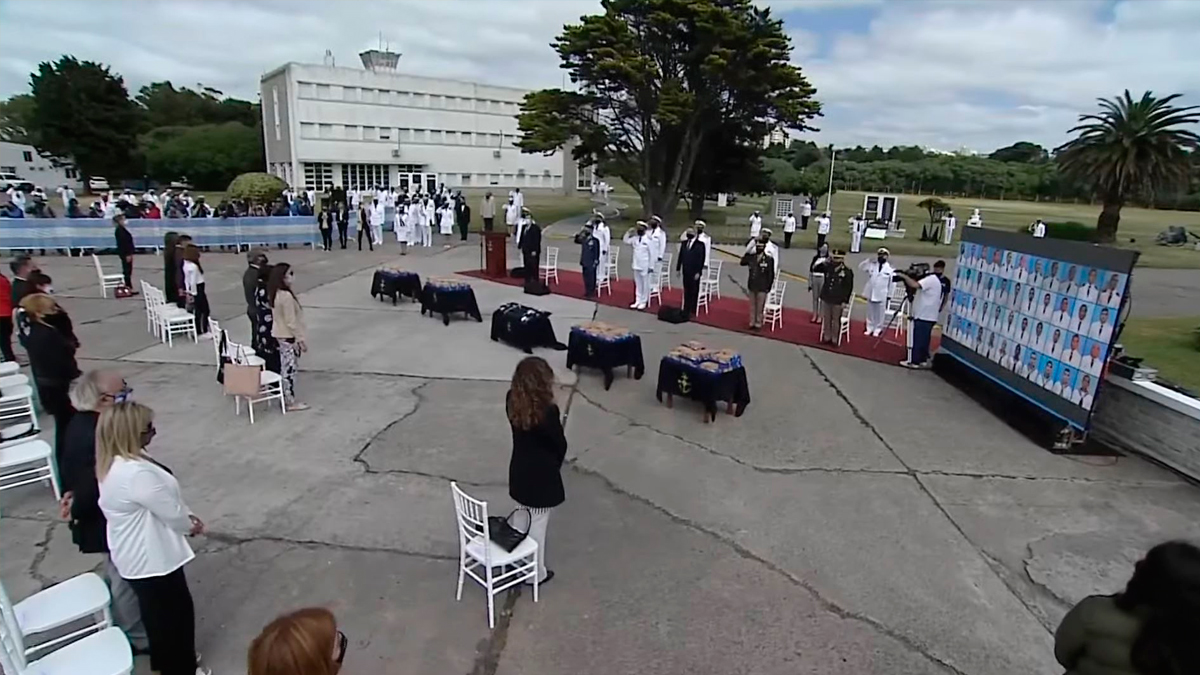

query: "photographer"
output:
895 259 946 369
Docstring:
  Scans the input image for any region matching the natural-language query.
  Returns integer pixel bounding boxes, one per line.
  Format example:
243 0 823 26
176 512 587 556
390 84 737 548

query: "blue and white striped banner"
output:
0 216 328 251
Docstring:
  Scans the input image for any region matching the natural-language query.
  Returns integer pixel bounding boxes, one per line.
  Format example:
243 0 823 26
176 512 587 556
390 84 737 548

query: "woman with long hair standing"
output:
18 293 80 468
269 263 309 410
248 607 347 675
1055 540 1200 675
181 244 211 339
173 234 193 308
163 231 180 305
97 402 209 675
506 356 567 586
253 264 281 373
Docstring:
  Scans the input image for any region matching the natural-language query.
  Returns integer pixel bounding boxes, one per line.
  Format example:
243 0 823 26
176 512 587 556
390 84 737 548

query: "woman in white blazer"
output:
98 402 209 675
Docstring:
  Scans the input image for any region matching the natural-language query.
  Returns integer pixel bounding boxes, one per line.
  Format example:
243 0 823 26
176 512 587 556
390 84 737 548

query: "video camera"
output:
893 262 931 299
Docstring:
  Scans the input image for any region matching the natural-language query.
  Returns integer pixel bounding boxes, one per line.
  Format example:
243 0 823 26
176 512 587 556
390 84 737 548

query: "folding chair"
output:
450 482 539 628
539 246 559 285
606 247 620 282
704 260 723 299
0 439 59 500
659 253 673 290
91 255 124 298
765 280 787 331
648 270 663 307
837 294 856 346
0 586 132 675
1 575 111 658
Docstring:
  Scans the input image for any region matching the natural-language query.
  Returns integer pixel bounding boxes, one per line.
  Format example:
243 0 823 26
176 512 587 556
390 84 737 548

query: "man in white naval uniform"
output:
858 247 894 336
623 221 654 310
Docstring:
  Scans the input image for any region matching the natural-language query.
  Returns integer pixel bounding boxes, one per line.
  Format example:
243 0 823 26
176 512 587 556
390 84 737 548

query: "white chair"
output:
606 247 620 282
837 294 855 347
91 255 124 298
147 287 196 346
0 362 18 376
697 276 712 315
539 246 559 285
228 340 265 369
884 285 908 340
0 439 59 499
596 266 611 296
659 254 673 290
703 260 723 299
450 482 539 629
648 270 663 307
2 575 112 658
0 602 132 675
138 282 157 336
233 367 285 424
765 280 787 331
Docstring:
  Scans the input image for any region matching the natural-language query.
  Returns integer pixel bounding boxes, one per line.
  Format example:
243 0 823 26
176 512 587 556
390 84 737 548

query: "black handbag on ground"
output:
657 305 689 324
488 508 531 552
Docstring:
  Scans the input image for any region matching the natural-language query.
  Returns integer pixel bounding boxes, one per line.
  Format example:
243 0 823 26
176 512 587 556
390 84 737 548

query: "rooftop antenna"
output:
323 49 335 67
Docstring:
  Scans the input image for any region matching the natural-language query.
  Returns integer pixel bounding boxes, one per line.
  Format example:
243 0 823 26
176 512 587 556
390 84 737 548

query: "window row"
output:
296 164 564 191
298 123 516 147
296 82 520 115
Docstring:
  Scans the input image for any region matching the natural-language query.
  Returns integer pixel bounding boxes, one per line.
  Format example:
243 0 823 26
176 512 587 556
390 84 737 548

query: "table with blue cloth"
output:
490 303 567 354
655 342 751 422
566 322 645 390
371 269 422 305
420 278 483 326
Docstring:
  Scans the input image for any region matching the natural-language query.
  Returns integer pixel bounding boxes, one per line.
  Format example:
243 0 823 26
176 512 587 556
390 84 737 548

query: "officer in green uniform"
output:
817 249 854 344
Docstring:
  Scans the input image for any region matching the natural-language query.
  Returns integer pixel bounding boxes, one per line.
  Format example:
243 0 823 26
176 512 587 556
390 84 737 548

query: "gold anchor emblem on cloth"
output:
678 373 692 394
587 344 595 356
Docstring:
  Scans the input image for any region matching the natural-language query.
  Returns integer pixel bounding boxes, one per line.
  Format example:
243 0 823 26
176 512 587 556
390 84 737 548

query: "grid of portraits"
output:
945 243 1127 412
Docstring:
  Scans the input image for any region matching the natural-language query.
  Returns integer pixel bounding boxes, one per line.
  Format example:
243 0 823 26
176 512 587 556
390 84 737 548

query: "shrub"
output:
227 172 286 205
1014 220 1097 242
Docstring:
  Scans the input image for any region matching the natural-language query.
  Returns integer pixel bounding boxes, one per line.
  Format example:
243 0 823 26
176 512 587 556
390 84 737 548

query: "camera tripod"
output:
871 292 913 361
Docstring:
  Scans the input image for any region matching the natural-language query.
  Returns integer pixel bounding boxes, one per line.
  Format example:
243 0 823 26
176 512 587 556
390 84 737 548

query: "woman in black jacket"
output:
506 356 567 585
18 293 81 469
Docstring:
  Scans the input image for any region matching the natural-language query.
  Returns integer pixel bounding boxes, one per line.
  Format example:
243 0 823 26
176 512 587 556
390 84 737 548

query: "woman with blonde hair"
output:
506 356 567 586
269 262 309 410
97 402 209 675
19 292 80 468
248 607 347 675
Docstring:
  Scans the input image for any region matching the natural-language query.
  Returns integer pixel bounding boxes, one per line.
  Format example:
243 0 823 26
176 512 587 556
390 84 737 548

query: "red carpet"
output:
460 268 934 367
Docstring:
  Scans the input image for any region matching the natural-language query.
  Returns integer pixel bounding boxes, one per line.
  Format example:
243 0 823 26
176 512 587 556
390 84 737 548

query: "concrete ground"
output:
3 237 1199 675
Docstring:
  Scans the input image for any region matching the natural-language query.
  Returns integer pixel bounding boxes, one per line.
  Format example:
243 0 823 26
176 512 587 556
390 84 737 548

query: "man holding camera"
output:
895 259 947 369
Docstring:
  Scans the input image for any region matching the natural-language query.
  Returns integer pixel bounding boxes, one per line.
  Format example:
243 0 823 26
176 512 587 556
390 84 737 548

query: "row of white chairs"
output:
1 573 132 675
207 319 285 424
0 363 56 502
138 281 197 346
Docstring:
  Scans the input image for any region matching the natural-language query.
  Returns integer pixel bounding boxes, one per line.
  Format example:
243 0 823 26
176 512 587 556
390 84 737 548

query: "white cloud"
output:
800 0 1200 151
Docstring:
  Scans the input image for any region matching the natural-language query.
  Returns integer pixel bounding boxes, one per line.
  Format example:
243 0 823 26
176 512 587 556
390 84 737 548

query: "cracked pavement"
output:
2 241 1199 675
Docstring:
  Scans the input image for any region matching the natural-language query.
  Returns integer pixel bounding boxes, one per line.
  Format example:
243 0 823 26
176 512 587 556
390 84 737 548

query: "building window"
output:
361 88 376 104
379 127 392 141
341 164 389 190
363 126 377 141
413 129 427 143
428 130 443 144
343 86 358 102
300 123 317 138
272 87 281 141
298 82 316 98
316 84 331 100
461 174 472 186
65 167 79 179
444 131 458 145
22 151 33 162
489 173 500 185
319 124 334 139
398 128 412 141
0 165 15 174
344 125 360 140
461 132 473 146
576 163 594 190
303 162 334 190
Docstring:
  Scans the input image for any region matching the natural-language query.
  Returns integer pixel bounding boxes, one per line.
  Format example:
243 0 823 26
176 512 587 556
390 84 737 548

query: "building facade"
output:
260 51 584 195
0 141 83 189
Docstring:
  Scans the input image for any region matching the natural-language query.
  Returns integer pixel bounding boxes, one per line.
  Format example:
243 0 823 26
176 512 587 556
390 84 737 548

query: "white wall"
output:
0 141 83 189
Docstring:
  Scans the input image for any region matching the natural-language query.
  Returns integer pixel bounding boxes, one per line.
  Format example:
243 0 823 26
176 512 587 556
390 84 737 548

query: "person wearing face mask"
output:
748 210 763 239
19 293 80 467
269 263 310 411
648 215 668 271
740 238 777 330
691 219 712 271
808 243 830 322
623 221 654 310
249 607 348 675
859 248 894 337
593 213 611 286
574 220 601 298
60 370 149 653
782 210 797 248
677 226 707 317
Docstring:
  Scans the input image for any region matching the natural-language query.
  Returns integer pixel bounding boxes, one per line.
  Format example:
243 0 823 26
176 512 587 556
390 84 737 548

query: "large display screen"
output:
941 229 1137 429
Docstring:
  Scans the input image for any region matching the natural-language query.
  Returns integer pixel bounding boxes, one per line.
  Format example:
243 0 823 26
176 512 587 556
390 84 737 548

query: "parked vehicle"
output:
87 176 110 192
0 172 31 191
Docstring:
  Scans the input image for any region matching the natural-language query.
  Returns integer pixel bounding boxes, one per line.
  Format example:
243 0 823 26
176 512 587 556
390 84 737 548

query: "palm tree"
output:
1055 90 1200 243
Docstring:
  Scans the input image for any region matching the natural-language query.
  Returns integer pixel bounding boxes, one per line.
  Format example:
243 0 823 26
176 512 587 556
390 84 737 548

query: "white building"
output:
0 141 82 189
260 49 583 195
762 127 790 149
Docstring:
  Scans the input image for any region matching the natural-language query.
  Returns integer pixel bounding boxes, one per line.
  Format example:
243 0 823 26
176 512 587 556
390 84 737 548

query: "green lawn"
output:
602 182 1200 268
1119 316 1200 393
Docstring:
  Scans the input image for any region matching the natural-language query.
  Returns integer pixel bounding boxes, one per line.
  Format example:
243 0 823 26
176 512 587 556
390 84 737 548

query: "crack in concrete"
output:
28 521 58 590
568 462 968 675
202 531 456 562
468 588 523 675
352 380 432 473
802 350 1055 638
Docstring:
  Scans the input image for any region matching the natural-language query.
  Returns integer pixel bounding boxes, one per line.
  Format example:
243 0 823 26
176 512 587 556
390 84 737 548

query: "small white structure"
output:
0 142 82 190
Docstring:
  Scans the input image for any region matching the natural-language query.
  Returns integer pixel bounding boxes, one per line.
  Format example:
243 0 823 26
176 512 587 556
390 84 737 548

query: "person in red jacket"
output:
0 271 13 362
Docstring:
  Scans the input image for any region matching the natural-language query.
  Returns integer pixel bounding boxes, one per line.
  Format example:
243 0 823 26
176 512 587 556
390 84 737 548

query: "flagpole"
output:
826 149 836 211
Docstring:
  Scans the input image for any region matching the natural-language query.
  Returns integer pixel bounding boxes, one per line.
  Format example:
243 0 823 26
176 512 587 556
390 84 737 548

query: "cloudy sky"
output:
1 0 1198 153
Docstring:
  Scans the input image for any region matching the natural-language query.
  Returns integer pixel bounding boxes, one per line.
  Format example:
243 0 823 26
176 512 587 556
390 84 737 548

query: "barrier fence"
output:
0 216 325 252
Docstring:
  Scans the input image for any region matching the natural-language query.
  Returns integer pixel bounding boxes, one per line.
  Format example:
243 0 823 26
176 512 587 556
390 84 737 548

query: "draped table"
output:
371 270 422 305
565 324 645 390
490 303 566 354
655 345 751 422
420 280 483 325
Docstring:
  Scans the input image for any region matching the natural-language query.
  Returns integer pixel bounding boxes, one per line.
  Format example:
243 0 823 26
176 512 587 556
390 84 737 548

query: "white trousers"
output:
866 300 886 334
371 223 383 245
525 507 552 582
943 225 955 245
633 269 650 306
597 252 609 283
421 224 433 247
851 231 862 253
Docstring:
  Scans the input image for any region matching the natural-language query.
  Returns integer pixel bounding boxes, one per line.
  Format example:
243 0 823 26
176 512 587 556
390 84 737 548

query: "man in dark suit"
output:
518 213 541 284
677 227 707 317
113 214 135 287
330 184 347 209
336 204 349 249
455 194 471 242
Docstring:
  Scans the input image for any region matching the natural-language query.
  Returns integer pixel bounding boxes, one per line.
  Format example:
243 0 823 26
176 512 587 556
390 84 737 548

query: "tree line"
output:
763 140 1200 212
0 56 263 190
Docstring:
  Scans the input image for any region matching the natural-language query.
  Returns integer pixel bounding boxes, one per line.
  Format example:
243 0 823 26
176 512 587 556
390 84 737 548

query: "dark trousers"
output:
682 271 700 316
523 252 538 281
484 217 494 232
816 233 827 249
0 316 14 361
783 231 793 248
358 225 373 251
912 319 935 365
128 568 197 675
192 283 210 335
247 311 257 347
40 385 74 472
320 227 333 251
337 222 348 248
801 215 810 230
459 220 469 241
121 257 133 287
582 265 597 297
